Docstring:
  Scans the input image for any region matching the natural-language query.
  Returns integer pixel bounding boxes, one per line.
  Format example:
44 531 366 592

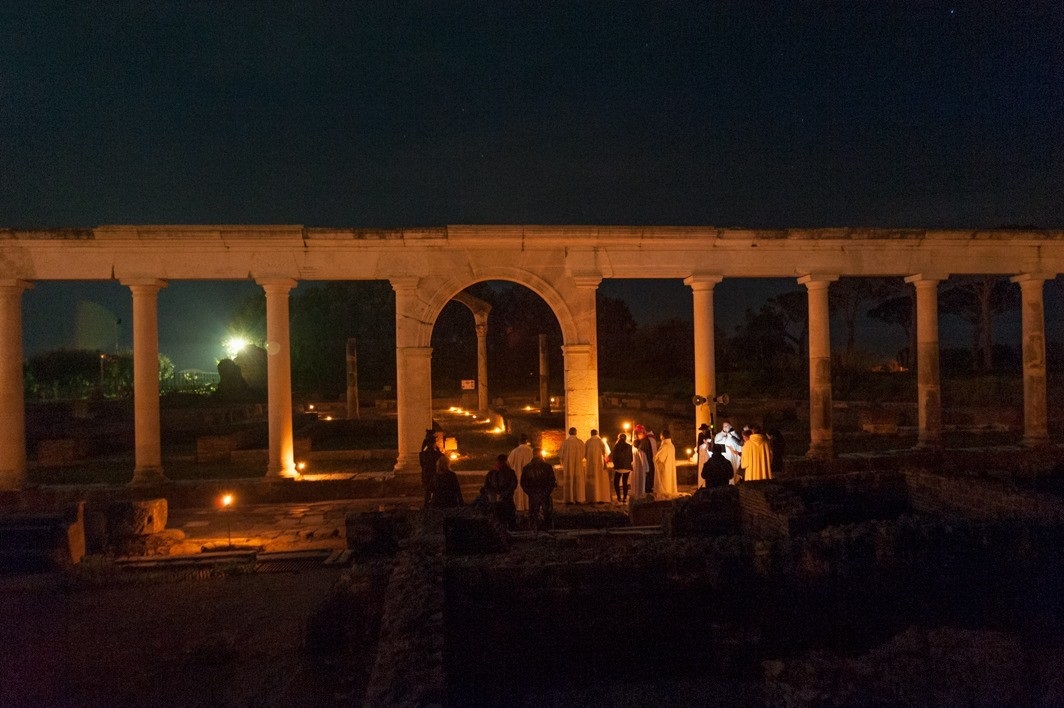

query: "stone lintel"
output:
390 276 420 292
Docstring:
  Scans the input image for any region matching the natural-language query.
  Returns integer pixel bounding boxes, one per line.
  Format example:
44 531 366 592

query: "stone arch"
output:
415 267 583 348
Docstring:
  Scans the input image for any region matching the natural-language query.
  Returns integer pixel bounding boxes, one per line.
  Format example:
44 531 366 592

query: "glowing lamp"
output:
623 422 631 431
297 461 307 471
449 452 459 461
221 493 234 508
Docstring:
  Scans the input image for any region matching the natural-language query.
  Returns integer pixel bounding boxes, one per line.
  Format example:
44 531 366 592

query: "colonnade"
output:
0 269 1056 490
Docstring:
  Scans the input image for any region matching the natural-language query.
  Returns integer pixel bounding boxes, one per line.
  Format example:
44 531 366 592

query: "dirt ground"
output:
0 566 355 707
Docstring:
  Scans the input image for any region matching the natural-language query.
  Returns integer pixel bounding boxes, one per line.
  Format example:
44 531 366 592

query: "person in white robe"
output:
584 429 610 503
714 422 743 476
559 427 586 503
694 423 712 489
507 435 534 511
652 429 678 498
630 446 649 502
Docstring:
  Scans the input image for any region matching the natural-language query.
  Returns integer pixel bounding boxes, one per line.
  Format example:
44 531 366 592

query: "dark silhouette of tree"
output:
940 275 1019 371
228 281 396 396
867 291 916 368
830 277 901 355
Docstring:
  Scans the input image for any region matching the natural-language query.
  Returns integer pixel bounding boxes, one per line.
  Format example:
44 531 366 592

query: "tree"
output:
830 277 901 355
867 292 916 368
940 276 1019 371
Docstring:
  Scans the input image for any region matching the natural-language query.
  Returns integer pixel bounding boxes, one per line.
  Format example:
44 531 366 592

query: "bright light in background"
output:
449 452 459 461
224 336 249 359
623 422 631 432
492 427 503 434
297 462 307 471
221 493 234 508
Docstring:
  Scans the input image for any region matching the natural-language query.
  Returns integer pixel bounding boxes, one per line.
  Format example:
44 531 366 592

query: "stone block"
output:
629 498 676 527
345 509 412 556
106 498 168 537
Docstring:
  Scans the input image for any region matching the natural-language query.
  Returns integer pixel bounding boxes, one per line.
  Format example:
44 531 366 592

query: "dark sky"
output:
2 2 1062 369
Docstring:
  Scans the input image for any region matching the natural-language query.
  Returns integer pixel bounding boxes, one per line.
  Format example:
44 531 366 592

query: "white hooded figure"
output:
507 437 534 511
559 428 586 503
584 430 611 503
695 424 712 488
630 446 649 502
714 422 743 475
652 431 678 498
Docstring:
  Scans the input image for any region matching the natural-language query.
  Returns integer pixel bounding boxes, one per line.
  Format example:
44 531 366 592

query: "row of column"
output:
687 273 1052 458
0 272 1053 490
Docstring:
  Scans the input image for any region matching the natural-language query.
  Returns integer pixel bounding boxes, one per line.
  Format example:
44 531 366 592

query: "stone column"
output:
1011 274 1050 446
0 280 31 491
393 278 432 474
685 275 723 432
905 275 943 447
123 279 167 485
258 278 298 478
563 277 601 438
799 275 837 459
475 319 489 413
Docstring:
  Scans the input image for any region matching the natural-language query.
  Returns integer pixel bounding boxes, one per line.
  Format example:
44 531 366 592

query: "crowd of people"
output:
417 418 786 531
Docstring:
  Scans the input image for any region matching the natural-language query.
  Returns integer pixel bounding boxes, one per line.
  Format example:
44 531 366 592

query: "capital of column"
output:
904 273 947 286
256 277 297 294
798 274 838 290
120 278 167 293
570 276 602 289
1010 273 1052 286
683 275 724 290
562 344 593 357
474 323 488 337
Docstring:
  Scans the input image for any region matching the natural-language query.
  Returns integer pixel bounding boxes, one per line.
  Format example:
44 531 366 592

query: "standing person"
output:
634 425 655 494
653 429 678 498
481 454 518 529
521 447 557 532
610 433 634 504
739 423 773 481
630 443 649 502
584 429 610 503
701 443 734 488
419 430 443 507
429 455 463 508
507 435 534 512
714 422 743 476
694 423 712 489
559 428 586 504
767 428 786 478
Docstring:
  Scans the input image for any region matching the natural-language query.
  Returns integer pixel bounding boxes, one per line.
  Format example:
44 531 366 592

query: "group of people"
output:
417 419 786 532
558 425 679 505
418 430 558 531
694 420 785 488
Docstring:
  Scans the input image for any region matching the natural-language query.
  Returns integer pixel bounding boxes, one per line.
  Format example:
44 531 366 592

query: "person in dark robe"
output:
520 447 557 532
419 430 443 506
701 443 734 488
429 455 463 509
481 453 518 529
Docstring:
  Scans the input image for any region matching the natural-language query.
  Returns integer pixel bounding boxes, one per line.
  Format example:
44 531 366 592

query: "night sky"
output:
2 2 1062 370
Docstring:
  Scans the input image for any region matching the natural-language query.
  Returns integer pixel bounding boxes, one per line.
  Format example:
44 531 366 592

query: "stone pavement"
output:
166 498 418 555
